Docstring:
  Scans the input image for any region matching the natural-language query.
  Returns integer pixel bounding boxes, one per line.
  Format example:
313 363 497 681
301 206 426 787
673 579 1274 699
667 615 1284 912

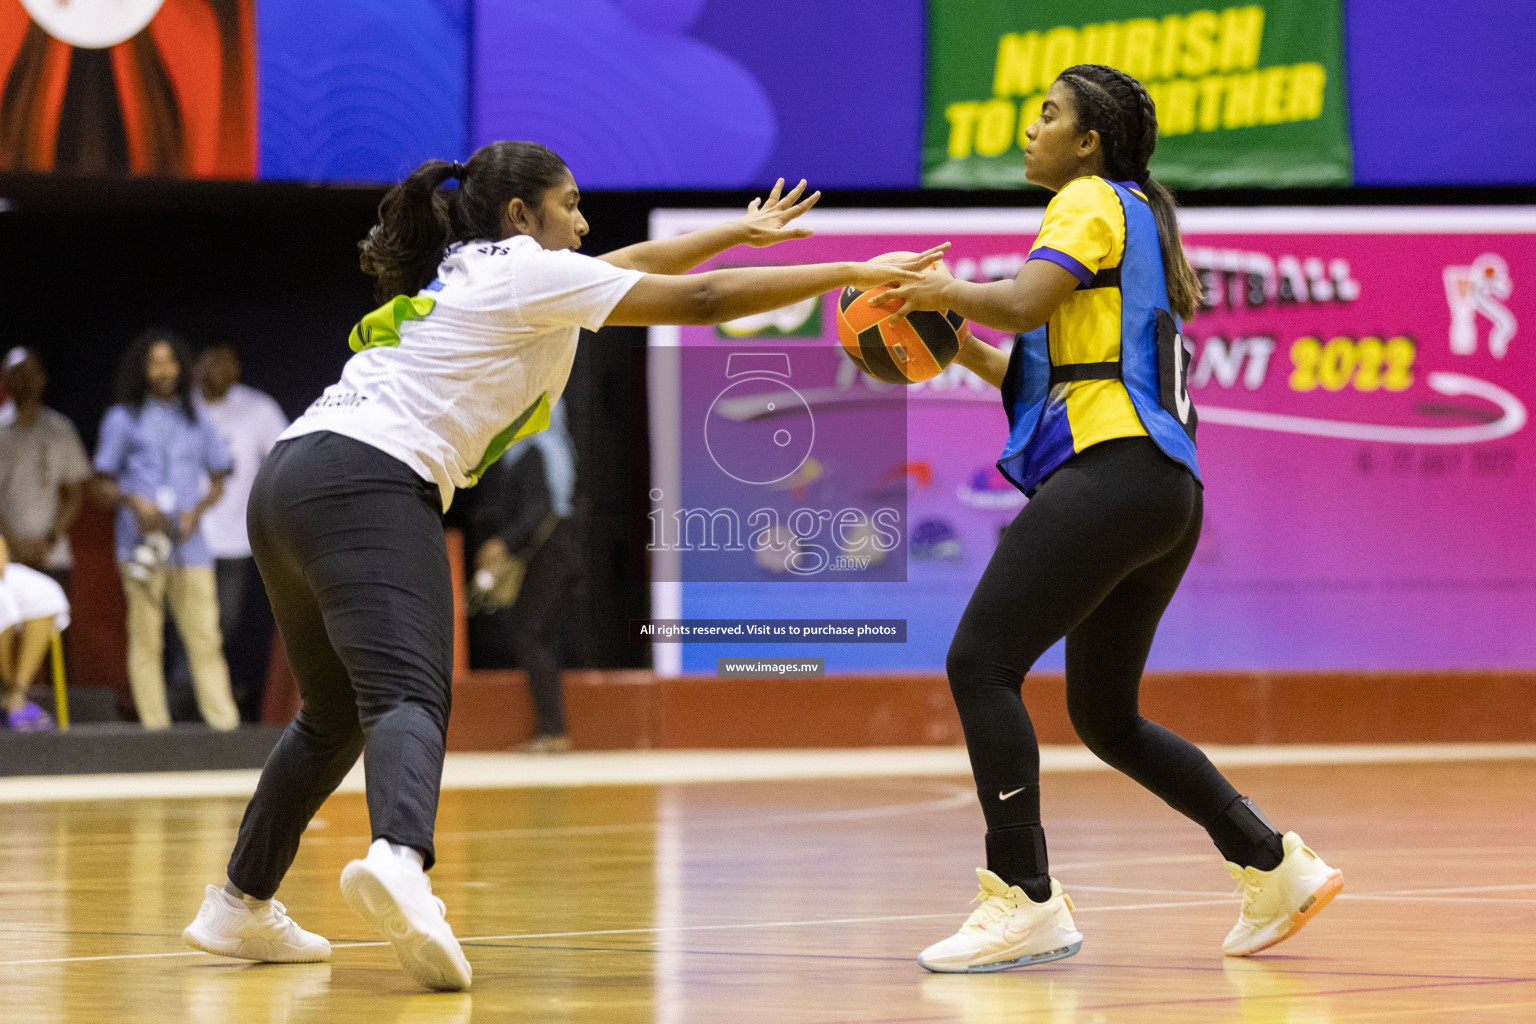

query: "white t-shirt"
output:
196 383 289 558
0 407 92 569
281 237 642 510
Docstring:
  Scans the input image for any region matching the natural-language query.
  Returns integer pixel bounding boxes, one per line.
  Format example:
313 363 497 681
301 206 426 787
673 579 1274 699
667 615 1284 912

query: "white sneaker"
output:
340 839 472 991
918 870 1083 973
182 884 331 963
1224 831 1343 956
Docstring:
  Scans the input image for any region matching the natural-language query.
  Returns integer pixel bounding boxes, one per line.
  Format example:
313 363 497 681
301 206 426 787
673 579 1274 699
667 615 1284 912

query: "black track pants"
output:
226 431 453 899
948 437 1248 866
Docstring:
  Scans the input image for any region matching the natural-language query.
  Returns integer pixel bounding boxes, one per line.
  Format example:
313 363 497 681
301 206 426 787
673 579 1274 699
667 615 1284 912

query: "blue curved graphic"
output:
474 0 776 189
257 0 468 183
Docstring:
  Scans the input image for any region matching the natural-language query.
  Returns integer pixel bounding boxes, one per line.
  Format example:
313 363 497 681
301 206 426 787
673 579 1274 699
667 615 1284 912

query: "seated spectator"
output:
0 534 70 732
92 330 240 732
0 347 92 592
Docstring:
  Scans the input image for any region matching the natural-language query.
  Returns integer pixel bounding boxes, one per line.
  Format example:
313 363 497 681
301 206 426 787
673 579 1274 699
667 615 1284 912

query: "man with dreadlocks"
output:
881 64 1343 973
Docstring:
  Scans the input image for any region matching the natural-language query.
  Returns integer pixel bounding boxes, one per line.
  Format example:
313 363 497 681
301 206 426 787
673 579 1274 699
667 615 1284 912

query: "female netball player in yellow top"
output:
178 142 945 990
880 64 1342 973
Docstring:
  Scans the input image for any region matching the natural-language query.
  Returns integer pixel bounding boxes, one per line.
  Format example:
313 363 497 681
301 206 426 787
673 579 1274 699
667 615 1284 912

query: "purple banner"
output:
649 207 1536 675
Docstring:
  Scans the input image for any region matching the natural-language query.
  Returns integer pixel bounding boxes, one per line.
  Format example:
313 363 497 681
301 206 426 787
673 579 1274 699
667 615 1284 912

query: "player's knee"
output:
947 640 1026 710
361 695 449 742
295 703 364 746
945 639 986 703
1067 698 1138 759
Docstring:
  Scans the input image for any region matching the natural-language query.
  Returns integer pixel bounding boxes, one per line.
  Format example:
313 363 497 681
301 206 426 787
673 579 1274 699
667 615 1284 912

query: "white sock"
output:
222 881 268 908
388 842 425 869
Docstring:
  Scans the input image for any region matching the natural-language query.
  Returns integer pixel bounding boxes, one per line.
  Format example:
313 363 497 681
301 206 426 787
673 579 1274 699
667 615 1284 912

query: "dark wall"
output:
0 173 658 670
0 177 380 441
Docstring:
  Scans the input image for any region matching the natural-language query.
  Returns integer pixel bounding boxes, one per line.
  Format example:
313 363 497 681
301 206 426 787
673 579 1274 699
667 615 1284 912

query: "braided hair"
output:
359 141 571 302
1054 65 1203 321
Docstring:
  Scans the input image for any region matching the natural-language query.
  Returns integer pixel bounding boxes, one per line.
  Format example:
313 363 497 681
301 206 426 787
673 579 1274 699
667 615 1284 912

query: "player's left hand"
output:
738 178 821 247
877 269 953 320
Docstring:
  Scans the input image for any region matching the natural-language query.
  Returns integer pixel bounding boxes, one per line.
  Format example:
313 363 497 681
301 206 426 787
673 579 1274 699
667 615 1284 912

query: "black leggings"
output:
948 437 1278 891
226 431 453 899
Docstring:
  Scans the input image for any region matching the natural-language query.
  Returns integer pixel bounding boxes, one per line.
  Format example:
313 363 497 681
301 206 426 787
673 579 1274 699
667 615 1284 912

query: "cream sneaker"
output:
340 839 472 991
182 884 331 962
1224 832 1343 956
918 870 1083 973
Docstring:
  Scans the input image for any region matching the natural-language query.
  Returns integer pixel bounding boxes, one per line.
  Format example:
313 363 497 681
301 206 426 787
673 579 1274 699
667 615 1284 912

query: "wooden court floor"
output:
1 758 1533 1023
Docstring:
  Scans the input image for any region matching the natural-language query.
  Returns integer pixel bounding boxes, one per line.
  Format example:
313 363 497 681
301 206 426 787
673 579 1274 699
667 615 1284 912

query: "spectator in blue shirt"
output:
92 330 240 731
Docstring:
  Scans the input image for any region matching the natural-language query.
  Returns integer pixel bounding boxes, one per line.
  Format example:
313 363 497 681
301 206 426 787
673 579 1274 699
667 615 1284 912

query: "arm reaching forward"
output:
878 259 1083 336
599 178 821 275
604 244 951 328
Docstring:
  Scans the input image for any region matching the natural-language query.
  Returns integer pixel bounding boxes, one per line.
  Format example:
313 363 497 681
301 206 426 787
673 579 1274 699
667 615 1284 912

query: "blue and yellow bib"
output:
998 176 1199 494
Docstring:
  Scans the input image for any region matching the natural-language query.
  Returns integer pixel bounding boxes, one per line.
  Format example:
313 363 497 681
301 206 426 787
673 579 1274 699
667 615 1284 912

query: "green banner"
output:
924 1 1352 189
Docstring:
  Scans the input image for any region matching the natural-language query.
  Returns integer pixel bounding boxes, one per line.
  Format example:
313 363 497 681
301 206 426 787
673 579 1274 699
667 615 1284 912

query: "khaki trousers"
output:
120 565 239 731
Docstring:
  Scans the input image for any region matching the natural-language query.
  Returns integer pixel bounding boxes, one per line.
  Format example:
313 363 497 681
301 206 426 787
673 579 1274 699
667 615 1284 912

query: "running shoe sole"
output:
182 923 330 963
1229 870 1344 957
340 861 472 991
919 939 1083 974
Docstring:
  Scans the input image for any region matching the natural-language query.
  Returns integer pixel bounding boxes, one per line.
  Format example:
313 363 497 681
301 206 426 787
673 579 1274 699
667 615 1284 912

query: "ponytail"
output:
1139 177 1202 321
359 141 571 303
1056 65 1203 321
359 160 458 302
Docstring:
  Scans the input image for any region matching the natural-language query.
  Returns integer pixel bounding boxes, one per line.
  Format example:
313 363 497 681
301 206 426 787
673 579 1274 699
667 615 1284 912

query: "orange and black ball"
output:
835 254 970 385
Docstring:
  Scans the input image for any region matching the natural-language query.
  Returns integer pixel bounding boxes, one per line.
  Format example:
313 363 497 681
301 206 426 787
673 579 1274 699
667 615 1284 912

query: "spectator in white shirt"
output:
0 347 92 593
193 343 289 722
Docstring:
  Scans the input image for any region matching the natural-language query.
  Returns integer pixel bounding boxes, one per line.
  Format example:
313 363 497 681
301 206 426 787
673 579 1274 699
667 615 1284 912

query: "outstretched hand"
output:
848 243 952 291
873 265 954 321
739 178 822 247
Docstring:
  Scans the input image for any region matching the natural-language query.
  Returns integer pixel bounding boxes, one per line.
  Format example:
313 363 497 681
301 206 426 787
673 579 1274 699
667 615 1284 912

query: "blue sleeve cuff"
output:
1028 246 1094 287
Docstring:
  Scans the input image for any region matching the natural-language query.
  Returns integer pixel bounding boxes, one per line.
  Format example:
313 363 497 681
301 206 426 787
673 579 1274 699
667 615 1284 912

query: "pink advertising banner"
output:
648 207 1535 675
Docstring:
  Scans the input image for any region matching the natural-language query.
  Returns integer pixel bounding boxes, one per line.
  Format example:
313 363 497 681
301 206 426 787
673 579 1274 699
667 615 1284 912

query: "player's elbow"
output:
683 278 726 325
999 293 1054 334
1014 309 1050 333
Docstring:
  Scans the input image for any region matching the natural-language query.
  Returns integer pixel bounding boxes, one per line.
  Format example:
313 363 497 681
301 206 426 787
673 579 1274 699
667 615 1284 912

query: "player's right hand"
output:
848 243 951 290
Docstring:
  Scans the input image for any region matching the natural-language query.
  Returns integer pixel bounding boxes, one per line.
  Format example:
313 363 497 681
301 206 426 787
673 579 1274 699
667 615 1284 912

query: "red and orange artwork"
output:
0 0 255 178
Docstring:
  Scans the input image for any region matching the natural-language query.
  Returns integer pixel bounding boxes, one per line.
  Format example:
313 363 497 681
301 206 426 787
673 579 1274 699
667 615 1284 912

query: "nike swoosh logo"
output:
1002 920 1036 942
998 788 1025 801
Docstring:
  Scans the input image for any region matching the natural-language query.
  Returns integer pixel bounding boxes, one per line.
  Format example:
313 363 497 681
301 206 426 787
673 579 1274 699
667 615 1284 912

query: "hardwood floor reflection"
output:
1 759 1533 1023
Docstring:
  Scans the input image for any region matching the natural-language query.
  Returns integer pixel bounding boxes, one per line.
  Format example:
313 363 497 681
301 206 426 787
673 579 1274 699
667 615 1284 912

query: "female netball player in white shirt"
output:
181 140 944 991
